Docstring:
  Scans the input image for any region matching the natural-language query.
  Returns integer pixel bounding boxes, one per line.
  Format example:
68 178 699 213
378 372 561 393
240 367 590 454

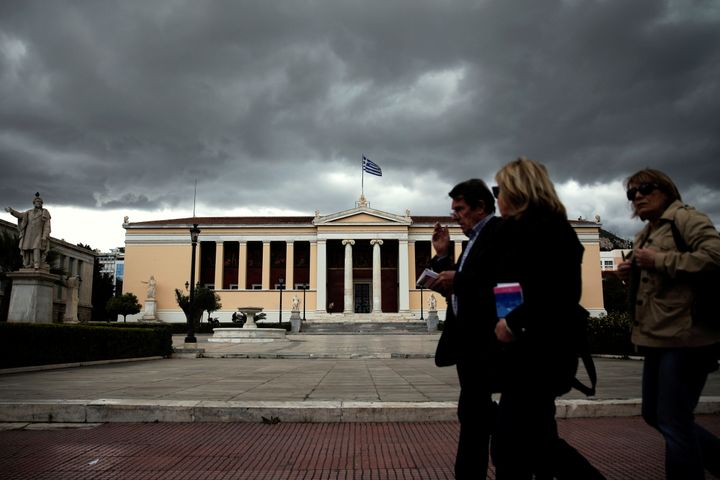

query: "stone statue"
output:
429 294 437 311
123 215 129 225
64 275 81 323
5 192 52 270
141 275 157 299
291 295 300 312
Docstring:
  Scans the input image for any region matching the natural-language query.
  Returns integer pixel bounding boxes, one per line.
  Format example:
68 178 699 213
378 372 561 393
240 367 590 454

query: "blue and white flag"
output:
362 155 382 176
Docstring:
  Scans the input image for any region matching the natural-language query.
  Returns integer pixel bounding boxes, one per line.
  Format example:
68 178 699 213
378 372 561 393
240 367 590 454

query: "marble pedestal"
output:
7 269 60 323
142 299 157 321
290 310 302 333
426 309 440 332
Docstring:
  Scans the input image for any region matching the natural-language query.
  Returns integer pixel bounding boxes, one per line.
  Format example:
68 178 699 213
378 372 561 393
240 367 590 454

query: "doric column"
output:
370 239 383 313
285 241 294 289
454 241 463 263
316 240 326 312
214 241 224 289
408 240 416 289
342 239 355 313
398 239 410 312
238 241 247 290
261 241 271 290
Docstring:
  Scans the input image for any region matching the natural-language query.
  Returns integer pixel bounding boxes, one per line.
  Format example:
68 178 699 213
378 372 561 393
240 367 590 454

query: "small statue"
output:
291 295 301 312
141 275 157 299
64 275 81 323
5 192 52 270
123 215 129 224
429 294 437 311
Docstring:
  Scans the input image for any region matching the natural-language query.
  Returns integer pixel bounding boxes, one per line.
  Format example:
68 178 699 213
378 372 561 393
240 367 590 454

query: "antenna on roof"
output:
193 179 197 217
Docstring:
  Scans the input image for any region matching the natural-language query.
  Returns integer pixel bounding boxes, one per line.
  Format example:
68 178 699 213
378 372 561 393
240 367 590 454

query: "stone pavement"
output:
2 333 720 479
1 333 719 423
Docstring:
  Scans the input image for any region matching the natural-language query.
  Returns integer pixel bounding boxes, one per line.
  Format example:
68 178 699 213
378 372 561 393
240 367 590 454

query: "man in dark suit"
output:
428 179 502 479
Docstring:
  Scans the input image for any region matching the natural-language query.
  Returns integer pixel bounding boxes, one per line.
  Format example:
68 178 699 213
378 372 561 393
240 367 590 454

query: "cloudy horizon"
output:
1 0 719 251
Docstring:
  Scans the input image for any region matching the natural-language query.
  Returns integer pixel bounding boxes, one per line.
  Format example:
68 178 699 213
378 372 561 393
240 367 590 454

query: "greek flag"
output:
362 155 382 176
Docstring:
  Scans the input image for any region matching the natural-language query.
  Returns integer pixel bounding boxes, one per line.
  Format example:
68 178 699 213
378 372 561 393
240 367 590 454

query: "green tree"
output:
175 285 221 328
0 230 22 322
602 274 629 314
92 258 116 321
106 293 142 322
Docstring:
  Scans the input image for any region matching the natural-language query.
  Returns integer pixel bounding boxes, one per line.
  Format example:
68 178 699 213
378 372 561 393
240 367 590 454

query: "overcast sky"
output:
1 0 719 252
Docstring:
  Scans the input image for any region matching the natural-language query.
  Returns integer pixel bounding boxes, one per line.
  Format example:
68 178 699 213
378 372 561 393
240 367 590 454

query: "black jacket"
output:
492 211 585 394
434 215 503 373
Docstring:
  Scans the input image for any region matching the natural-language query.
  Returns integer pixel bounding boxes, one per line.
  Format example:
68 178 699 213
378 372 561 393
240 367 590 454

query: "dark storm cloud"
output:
1 0 718 238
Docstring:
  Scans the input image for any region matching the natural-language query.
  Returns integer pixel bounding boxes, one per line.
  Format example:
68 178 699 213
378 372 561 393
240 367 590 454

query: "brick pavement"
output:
1 416 719 479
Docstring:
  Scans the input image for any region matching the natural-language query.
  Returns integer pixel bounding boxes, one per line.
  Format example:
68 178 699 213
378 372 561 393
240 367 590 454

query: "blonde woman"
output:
490 158 604 479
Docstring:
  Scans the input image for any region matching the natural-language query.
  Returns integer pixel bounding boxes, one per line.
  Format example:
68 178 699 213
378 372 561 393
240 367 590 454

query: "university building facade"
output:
122 199 605 323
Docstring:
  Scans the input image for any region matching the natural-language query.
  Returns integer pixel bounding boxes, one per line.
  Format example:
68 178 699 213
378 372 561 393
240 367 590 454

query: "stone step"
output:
300 321 431 334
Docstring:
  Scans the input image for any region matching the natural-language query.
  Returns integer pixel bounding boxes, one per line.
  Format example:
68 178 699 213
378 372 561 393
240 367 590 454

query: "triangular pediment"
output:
314 206 412 226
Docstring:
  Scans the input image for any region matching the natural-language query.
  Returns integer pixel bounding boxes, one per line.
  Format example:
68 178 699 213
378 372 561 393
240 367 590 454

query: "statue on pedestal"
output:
142 275 157 299
64 275 81 323
429 294 437 312
291 294 300 312
5 193 52 270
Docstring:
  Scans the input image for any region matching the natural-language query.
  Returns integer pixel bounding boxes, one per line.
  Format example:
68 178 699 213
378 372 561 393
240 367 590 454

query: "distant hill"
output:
599 229 632 251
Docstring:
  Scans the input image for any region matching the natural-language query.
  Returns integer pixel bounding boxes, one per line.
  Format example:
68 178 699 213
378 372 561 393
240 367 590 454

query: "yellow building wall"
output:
580 241 605 312
124 244 191 311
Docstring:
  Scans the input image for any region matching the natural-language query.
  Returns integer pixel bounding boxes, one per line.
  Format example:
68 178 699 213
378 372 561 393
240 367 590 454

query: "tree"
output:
0 230 22 322
175 285 221 328
106 293 142 322
91 258 115 321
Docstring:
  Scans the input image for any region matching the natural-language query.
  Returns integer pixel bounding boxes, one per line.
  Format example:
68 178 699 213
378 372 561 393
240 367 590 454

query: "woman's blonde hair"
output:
495 157 567 219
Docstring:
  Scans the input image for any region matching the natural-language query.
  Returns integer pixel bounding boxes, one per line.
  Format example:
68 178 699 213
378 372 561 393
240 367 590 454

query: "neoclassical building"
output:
122 198 605 323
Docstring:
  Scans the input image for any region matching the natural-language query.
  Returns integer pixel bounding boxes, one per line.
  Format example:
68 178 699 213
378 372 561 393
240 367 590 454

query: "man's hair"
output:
448 179 495 214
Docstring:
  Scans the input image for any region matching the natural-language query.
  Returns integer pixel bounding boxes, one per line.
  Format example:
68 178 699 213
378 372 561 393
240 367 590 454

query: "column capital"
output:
370 239 384 246
342 239 355 246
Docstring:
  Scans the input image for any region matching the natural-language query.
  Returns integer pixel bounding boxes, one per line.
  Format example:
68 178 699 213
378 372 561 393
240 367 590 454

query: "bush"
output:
0 323 173 369
586 311 635 356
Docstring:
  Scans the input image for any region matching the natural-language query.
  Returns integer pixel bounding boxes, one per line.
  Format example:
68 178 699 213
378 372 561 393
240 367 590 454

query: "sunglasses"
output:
492 186 500 199
626 183 659 201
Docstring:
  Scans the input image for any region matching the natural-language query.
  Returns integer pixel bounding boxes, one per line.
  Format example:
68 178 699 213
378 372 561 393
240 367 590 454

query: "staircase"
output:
300 321 430 334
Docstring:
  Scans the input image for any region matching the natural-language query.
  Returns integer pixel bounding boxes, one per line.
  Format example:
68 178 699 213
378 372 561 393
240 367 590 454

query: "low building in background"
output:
97 247 125 294
0 218 95 323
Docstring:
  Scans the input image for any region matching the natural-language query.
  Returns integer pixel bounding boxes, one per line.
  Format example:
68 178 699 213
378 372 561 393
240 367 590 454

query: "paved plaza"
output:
1 333 720 478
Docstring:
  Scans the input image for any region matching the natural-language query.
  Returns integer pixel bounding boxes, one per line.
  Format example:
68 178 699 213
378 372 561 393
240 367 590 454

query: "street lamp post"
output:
185 224 201 344
278 278 285 327
420 285 424 320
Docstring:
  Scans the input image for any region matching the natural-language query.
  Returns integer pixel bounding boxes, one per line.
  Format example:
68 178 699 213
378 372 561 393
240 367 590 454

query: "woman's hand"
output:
495 318 515 343
633 248 657 270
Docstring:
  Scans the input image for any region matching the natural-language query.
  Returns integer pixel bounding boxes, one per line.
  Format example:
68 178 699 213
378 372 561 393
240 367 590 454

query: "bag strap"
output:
670 220 690 253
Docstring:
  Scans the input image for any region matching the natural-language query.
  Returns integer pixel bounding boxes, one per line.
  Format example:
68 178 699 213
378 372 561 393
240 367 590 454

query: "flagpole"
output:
361 155 364 197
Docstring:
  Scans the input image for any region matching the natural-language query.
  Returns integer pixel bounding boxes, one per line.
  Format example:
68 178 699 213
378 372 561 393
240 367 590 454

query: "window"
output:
251 284 262 290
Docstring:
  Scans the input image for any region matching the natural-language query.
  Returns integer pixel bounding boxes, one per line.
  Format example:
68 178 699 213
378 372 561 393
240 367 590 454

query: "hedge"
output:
0 322 173 369
586 311 635 356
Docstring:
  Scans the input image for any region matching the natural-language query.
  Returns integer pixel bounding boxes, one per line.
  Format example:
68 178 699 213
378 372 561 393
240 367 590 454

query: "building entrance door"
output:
354 283 371 313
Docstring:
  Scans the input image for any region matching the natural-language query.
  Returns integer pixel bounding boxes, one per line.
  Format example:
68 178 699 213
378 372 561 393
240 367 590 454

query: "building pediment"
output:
314 206 412 226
